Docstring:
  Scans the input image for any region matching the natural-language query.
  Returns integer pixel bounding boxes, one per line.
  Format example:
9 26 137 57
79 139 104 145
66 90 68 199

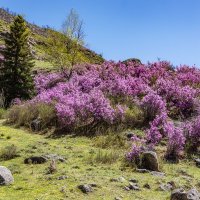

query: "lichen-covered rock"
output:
0 166 14 185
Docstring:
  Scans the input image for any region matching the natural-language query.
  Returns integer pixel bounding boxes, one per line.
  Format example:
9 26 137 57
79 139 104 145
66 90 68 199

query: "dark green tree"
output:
0 15 34 106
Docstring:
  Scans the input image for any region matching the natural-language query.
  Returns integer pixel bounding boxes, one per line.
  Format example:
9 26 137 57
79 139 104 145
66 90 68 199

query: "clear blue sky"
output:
1 0 200 66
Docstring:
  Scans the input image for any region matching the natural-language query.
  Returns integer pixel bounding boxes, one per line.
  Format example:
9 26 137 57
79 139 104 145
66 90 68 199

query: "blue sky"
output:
1 0 200 66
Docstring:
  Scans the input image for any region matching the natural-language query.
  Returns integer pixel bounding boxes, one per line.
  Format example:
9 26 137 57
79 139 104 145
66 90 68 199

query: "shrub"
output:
183 117 200 154
0 144 18 160
165 126 185 162
0 108 6 119
88 149 120 164
7 103 56 129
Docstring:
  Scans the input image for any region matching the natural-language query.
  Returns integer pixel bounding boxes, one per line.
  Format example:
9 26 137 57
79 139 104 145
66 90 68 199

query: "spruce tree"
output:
0 15 34 106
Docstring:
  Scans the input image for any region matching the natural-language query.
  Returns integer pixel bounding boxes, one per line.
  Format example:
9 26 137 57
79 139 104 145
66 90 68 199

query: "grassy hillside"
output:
0 8 104 71
0 120 199 200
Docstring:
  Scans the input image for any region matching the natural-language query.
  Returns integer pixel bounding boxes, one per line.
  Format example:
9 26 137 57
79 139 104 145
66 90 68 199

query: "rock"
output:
150 171 165 177
57 175 68 180
42 154 66 162
115 197 122 200
171 188 188 200
78 184 93 193
136 168 150 173
194 159 200 168
30 119 41 132
24 156 47 164
143 183 151 189
141 151 159 171
0 166 14 185
159 183 173 191
129 178 138 183
118 177 126 182
128 182 140 190
110 177 126 182
187 188 200 200
124 186 130 191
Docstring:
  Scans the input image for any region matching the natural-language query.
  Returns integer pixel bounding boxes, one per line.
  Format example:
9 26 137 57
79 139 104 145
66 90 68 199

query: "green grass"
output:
33 60 56 71
0 122 199 200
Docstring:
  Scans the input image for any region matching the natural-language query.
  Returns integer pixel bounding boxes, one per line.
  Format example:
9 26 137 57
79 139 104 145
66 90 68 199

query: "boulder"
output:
171 188 200 200
171 188 188 200
78 184 93 193
24 156 47 164
187 188 200 200
0 166 14 185
140 151 159 171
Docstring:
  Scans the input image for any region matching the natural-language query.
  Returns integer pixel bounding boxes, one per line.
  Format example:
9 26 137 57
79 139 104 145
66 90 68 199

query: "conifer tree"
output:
0 15 34 106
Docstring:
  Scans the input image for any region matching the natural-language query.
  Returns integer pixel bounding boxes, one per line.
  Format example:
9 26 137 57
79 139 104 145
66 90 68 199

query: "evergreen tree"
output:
0 15 34 106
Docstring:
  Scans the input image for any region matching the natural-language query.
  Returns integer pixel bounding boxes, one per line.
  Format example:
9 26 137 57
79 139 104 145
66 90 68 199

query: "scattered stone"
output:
124 186 130 191
57 175 68 180
43 154 66 162
141 151 159 171
187 188 200 200
171 188 188 200
136 168 150 173
129 178 138 183
128 182 140 190
0 166 14 185
143 183 151 189
150 171 165 177
118 177 126 182
194 159 200 168
115 197 122 200
78 184 93 193
30 119 41 132
159 183 173 191
110 177 126 182
24 156 47 164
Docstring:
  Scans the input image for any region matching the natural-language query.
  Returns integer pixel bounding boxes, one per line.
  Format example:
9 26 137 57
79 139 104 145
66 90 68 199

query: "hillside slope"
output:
0 8 104 71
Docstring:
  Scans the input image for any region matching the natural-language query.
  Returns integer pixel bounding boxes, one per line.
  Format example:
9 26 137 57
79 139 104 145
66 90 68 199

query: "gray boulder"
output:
141 151 159 171
187 188 200 200
0 166 14 185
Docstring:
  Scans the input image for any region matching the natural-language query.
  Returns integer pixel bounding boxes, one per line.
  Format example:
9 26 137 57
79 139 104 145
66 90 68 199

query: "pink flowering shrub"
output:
165 124 185 162
8 60 200 158
183 117 200 153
